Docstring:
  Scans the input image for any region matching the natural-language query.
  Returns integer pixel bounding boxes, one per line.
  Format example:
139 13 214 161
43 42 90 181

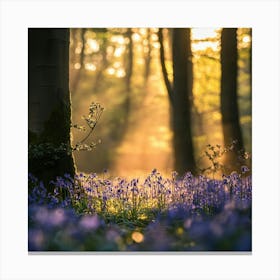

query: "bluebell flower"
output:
241 165 250 173
79 215 100 230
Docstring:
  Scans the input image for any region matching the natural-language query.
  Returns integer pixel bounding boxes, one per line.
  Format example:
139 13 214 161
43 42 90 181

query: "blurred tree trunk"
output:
247 29 252 161
71 28 86 93
93 29 109 92
221 28 244 171
144 28 151 85
184 29 202 137
70 28 77 65
125 28 133 93
172 28 196 175
28 28 75 190
249 29 252 112
123 28 133 113
158 28 173 105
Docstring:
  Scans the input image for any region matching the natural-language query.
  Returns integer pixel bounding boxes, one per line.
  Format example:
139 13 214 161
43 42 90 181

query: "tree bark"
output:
221 28 244 170
172 28 196 175
28 28 75 189
158 28 173 105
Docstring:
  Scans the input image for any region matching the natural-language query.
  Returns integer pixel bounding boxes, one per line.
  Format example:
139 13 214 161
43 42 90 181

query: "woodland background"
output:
28 27 251 188
69 28 251 178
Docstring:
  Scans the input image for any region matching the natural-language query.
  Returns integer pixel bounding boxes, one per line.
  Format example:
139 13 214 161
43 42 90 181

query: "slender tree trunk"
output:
172 28 196 175
70 28 77 65
93 28 109 92
247 29 252 158
28 28 75 190
144 28 151 84
71 28 86 93
221 28 244 170
249 29 252 114
158 28 173 105
187 29 204 137
125 28 133 93
123 28 133 114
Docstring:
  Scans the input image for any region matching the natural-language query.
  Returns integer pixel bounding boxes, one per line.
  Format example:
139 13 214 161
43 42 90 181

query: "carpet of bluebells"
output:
28 168 252 251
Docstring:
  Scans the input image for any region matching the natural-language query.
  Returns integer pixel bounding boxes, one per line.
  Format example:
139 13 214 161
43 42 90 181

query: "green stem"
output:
79 109 103 144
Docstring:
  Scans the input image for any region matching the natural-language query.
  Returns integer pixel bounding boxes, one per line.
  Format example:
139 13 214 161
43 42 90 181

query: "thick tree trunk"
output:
172 28 196 175
221 28 244 170
28 28 75 189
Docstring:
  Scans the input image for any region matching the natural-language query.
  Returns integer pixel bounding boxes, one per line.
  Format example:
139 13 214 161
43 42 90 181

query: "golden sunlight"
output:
107 67 115 75
74 63 81 70
242 35 251 43
191 28 220 52
116 69 126 78
114 46 125 57
113 61 122 68
87 39 100 53
131 231 144 243
192 41 219 51
85 63 96 71
139 28 147 36
192 28 219 40
132 32 141 42
111 35 125 45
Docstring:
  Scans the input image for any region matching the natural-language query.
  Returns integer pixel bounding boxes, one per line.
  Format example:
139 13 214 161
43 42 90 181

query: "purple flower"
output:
241 166 250 173
79 215 100 230
50 208 66 226
29 229 45 250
